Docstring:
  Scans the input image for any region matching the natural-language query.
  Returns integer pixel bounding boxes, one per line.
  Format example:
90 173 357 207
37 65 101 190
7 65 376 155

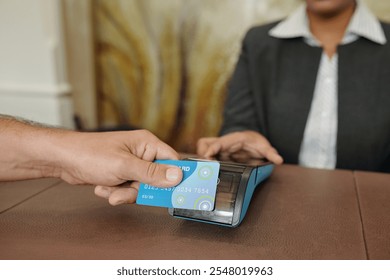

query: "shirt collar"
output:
347 0 386 45
269 0 386 46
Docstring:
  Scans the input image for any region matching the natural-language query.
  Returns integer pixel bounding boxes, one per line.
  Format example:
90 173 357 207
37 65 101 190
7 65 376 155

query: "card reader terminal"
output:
168 158 274 227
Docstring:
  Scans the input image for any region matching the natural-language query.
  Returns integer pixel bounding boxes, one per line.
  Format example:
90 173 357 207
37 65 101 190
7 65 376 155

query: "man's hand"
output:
197 131 283 164
0 116 182 206
56 130 183 206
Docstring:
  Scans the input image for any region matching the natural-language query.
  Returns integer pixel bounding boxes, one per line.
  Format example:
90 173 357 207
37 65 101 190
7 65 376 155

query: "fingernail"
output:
166 167 180 182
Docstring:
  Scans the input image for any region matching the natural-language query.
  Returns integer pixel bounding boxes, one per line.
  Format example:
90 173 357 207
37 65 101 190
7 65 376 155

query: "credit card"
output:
136 159 220 211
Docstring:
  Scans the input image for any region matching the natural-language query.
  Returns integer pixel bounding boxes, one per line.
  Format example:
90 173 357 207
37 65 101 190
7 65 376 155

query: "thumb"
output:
123 156 183 187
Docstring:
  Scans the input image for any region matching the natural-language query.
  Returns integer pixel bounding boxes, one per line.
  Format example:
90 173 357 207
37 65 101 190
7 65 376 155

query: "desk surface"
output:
0 164 389 260
355 171 390 259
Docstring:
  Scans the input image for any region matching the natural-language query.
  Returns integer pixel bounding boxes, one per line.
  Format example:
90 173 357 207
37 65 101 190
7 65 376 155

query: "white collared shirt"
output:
269 0 386 169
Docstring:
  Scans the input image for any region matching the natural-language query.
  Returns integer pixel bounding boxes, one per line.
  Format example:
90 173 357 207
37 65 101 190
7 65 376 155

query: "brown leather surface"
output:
0 178 59 213
355 171 390 259
0 165 367 259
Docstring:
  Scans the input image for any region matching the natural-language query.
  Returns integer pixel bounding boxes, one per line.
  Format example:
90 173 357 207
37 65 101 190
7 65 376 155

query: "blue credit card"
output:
136 160 220 211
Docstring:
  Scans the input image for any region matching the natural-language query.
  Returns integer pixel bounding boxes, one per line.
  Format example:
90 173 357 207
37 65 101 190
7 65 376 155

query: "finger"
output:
130 130 180 161
211 133 245 154
140 142 180 162
204 133 246 158
203 141 223 158
227 142 244 153
120 155 183 187
94 185 119 199
238 134 283 164
95 182 140 201
230 150 252 161
196 137 217 156
155 143 180 160
148 142 180 161
142 144 159 162
95 181 140 205
109 187 139 206
128 181 140 190
263 147 284 164
242 145 267 158
249 144 283 164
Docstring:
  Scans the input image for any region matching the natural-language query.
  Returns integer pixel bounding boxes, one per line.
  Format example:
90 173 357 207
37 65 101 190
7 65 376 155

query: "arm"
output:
0 115 182 205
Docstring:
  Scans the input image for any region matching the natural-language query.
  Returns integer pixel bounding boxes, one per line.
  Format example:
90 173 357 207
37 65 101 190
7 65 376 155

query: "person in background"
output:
198 0 390 172
0 115 183 205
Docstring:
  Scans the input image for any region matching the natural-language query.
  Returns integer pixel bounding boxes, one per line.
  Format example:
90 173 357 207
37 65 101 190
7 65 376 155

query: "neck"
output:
307 2 356 58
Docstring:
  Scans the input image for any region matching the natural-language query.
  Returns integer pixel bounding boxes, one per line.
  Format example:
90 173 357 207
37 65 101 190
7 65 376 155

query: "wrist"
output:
2 119 74 180
26 126 81 180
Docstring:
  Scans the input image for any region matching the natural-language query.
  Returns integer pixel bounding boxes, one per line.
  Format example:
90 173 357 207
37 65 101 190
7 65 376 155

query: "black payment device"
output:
168 158 274 227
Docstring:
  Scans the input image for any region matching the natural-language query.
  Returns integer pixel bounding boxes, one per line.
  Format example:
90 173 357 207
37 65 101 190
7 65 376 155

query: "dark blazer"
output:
221 21 390 172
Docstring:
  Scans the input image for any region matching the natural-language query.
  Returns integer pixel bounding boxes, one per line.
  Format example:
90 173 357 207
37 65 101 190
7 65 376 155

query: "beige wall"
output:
92 0 390 152
0 0 74 128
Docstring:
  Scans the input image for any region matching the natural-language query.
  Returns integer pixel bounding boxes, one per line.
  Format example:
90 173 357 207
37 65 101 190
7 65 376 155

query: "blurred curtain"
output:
93 0 389 152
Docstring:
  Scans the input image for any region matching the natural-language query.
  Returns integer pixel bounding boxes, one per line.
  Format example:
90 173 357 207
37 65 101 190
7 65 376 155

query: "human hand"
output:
0 117 183 206
197 131 283 164
55 129 183 205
